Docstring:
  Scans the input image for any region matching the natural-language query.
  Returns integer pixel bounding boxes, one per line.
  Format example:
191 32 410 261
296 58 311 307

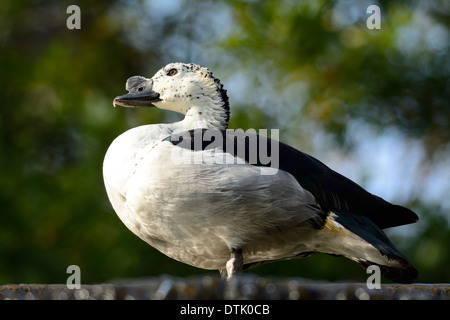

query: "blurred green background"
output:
1 0 449 284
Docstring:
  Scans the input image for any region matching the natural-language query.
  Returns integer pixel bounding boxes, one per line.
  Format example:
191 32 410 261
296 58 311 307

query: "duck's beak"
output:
113 76 161 108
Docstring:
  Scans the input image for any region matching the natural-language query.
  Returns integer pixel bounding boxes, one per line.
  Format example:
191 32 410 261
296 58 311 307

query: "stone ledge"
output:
1 274 448 300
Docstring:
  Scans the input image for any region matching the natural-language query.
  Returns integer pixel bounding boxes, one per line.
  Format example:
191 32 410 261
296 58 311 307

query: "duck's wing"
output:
166 129 419 229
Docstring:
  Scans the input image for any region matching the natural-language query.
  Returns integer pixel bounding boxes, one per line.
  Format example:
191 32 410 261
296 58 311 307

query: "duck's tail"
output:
321 211 418 283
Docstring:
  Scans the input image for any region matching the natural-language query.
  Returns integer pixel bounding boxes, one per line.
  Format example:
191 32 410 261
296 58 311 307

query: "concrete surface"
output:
0 274 448 300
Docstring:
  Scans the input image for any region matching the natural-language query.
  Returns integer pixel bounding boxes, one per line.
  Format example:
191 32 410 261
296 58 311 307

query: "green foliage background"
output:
0 0 449 284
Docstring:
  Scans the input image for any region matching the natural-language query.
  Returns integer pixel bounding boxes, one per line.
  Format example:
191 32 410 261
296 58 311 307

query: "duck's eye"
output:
167 69 178 76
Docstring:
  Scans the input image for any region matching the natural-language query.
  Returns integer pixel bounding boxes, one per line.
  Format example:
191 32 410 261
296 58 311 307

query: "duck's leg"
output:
224 248 243 279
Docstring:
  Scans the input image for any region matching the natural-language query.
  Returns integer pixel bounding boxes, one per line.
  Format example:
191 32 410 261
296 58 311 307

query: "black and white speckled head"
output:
114 62 230 130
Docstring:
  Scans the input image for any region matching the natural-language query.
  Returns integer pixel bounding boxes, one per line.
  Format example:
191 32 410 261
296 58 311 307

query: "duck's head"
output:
114 62 230 129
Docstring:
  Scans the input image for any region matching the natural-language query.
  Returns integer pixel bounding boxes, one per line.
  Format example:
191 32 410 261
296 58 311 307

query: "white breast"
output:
103 125 319 270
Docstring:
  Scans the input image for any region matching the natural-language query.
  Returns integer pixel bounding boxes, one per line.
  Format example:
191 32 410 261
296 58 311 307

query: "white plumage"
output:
103 62 418 282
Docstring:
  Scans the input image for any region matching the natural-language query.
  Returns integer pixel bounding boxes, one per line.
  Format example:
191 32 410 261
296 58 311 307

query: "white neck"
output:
165 100 229 133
